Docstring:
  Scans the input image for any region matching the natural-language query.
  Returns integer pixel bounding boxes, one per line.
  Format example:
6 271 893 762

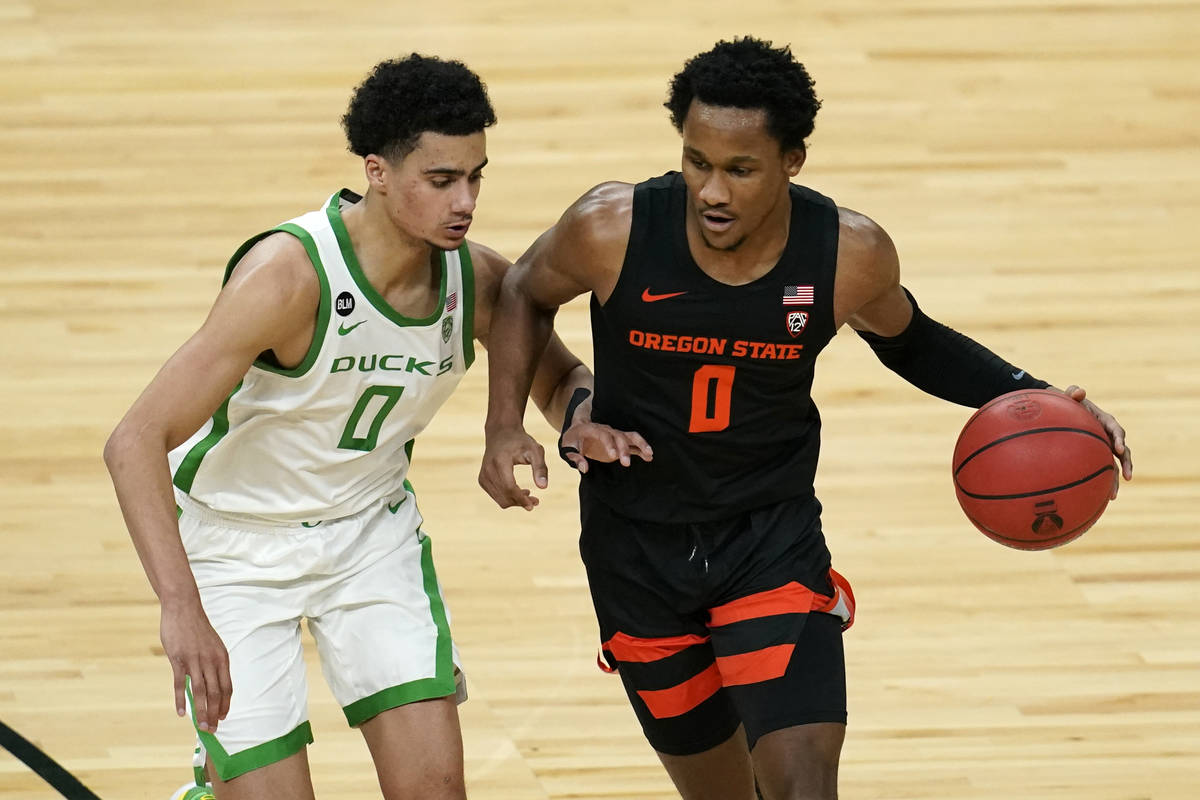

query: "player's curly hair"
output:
665 37 821 151
342 54 496 161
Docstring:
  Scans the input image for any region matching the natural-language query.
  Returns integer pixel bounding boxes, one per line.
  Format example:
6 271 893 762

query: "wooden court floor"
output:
2 1 1198 797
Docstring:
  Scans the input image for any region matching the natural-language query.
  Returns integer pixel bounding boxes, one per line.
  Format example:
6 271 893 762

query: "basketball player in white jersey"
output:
104 54 638 800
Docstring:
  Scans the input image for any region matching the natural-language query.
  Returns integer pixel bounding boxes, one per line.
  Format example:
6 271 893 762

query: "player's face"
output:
679 102 805 252
374 131 487 251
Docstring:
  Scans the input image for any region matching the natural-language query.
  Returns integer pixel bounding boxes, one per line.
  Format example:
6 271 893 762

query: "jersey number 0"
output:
688 365 735 433
338 385 405 451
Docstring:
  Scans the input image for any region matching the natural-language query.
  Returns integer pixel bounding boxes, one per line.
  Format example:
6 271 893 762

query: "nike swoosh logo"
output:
641 288 687 303
338 320 366 336
387 497 407 514
1012 370 1026 380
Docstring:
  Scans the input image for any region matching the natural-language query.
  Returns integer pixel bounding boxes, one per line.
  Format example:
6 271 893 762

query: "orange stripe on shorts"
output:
714 643 795 686
603 631 710 664
636 663 723 718
708 581 822 627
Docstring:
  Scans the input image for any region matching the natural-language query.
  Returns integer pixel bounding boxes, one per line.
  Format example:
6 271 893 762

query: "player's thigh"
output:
189 615 312 781
705 497 852 750
181 512 314 781
359 696 465 800
751 722 845 800
655 725 756 800
579 489 742 756
306 504 461 727
714 612 846 800
715 609 849 753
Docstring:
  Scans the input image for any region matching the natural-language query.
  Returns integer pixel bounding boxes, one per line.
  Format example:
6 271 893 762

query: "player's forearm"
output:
484 274 558 434
855 287 1048 408
103 426 202 610
535 361 592 431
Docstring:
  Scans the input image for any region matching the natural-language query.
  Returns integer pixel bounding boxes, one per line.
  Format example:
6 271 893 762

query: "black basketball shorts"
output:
578 486 855 757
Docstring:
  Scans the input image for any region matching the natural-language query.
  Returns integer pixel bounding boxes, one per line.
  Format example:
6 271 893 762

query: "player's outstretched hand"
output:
1064 384 1133 497
160 598 231 734
560 421 653 474
479 427 547 510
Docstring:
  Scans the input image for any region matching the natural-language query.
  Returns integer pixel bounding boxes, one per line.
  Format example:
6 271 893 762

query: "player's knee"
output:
757 770 838 800
752 723 843 800
380 765 465 800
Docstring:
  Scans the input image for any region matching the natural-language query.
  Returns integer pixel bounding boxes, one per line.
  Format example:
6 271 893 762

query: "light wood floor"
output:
2 1 1198 798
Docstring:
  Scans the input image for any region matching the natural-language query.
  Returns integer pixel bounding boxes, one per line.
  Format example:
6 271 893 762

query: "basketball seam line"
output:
954 426 1111 475
956 464 1114 501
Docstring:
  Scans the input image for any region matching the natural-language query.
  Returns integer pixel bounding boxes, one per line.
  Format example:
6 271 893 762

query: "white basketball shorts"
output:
176 490 465 781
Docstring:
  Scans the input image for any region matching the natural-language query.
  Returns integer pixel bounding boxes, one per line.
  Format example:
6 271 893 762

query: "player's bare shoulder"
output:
541 181 635 302
560 181 635 255
225 231 322 314
212 231 323 362
464 240 514 345
466 240 510 291
832 206 901 328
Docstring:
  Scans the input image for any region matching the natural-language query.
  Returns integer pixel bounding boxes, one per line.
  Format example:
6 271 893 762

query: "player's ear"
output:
784 147 806 177
364 154 388 192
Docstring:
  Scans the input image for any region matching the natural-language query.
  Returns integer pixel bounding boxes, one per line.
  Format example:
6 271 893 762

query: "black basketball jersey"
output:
585 171 841 522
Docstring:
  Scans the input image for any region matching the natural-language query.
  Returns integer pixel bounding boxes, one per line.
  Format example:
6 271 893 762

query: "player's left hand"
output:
560 421 653 474
479 426 548 511
1064 385 1133 497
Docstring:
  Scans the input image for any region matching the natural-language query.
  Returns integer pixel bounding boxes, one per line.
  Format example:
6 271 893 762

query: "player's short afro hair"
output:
342 53 496 161
666 37 820 151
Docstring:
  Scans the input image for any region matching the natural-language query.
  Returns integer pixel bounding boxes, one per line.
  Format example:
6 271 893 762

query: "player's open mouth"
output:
445 221 471 236
701 212 735 232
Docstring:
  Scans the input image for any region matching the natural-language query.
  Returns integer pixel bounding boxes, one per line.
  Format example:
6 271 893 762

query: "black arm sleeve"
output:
855 287 1049 408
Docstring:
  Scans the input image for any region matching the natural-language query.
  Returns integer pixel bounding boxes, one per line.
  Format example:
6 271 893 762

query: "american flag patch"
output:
782 285 814 306
445 292 458 312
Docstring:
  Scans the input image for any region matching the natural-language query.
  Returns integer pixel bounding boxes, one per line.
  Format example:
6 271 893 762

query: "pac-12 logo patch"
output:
786 310 809 338
335 291 356 317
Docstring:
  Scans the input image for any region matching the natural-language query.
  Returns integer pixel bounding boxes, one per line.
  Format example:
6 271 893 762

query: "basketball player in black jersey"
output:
479 38 1133 800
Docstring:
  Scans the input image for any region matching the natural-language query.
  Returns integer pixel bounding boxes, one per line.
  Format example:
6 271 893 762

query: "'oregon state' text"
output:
628 329 803 360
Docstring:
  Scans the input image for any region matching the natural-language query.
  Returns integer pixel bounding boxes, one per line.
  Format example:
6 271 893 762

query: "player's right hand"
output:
160 598 231 734
1062 384 1133 498
560 421 653 474
479 427 547 510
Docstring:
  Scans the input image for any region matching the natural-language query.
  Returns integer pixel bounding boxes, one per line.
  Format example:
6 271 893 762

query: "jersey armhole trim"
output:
457 245 476 369
819 199 841 343
245 223 332 378
597 180 649 311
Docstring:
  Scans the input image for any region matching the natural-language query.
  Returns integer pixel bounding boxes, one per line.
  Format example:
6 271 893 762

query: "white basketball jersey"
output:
168 190 476 524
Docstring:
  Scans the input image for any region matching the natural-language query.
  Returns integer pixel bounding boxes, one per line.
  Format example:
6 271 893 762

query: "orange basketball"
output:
952 389 1115 550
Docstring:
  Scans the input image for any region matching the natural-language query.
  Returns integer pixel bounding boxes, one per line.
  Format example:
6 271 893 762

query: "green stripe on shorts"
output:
186 679 313 781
